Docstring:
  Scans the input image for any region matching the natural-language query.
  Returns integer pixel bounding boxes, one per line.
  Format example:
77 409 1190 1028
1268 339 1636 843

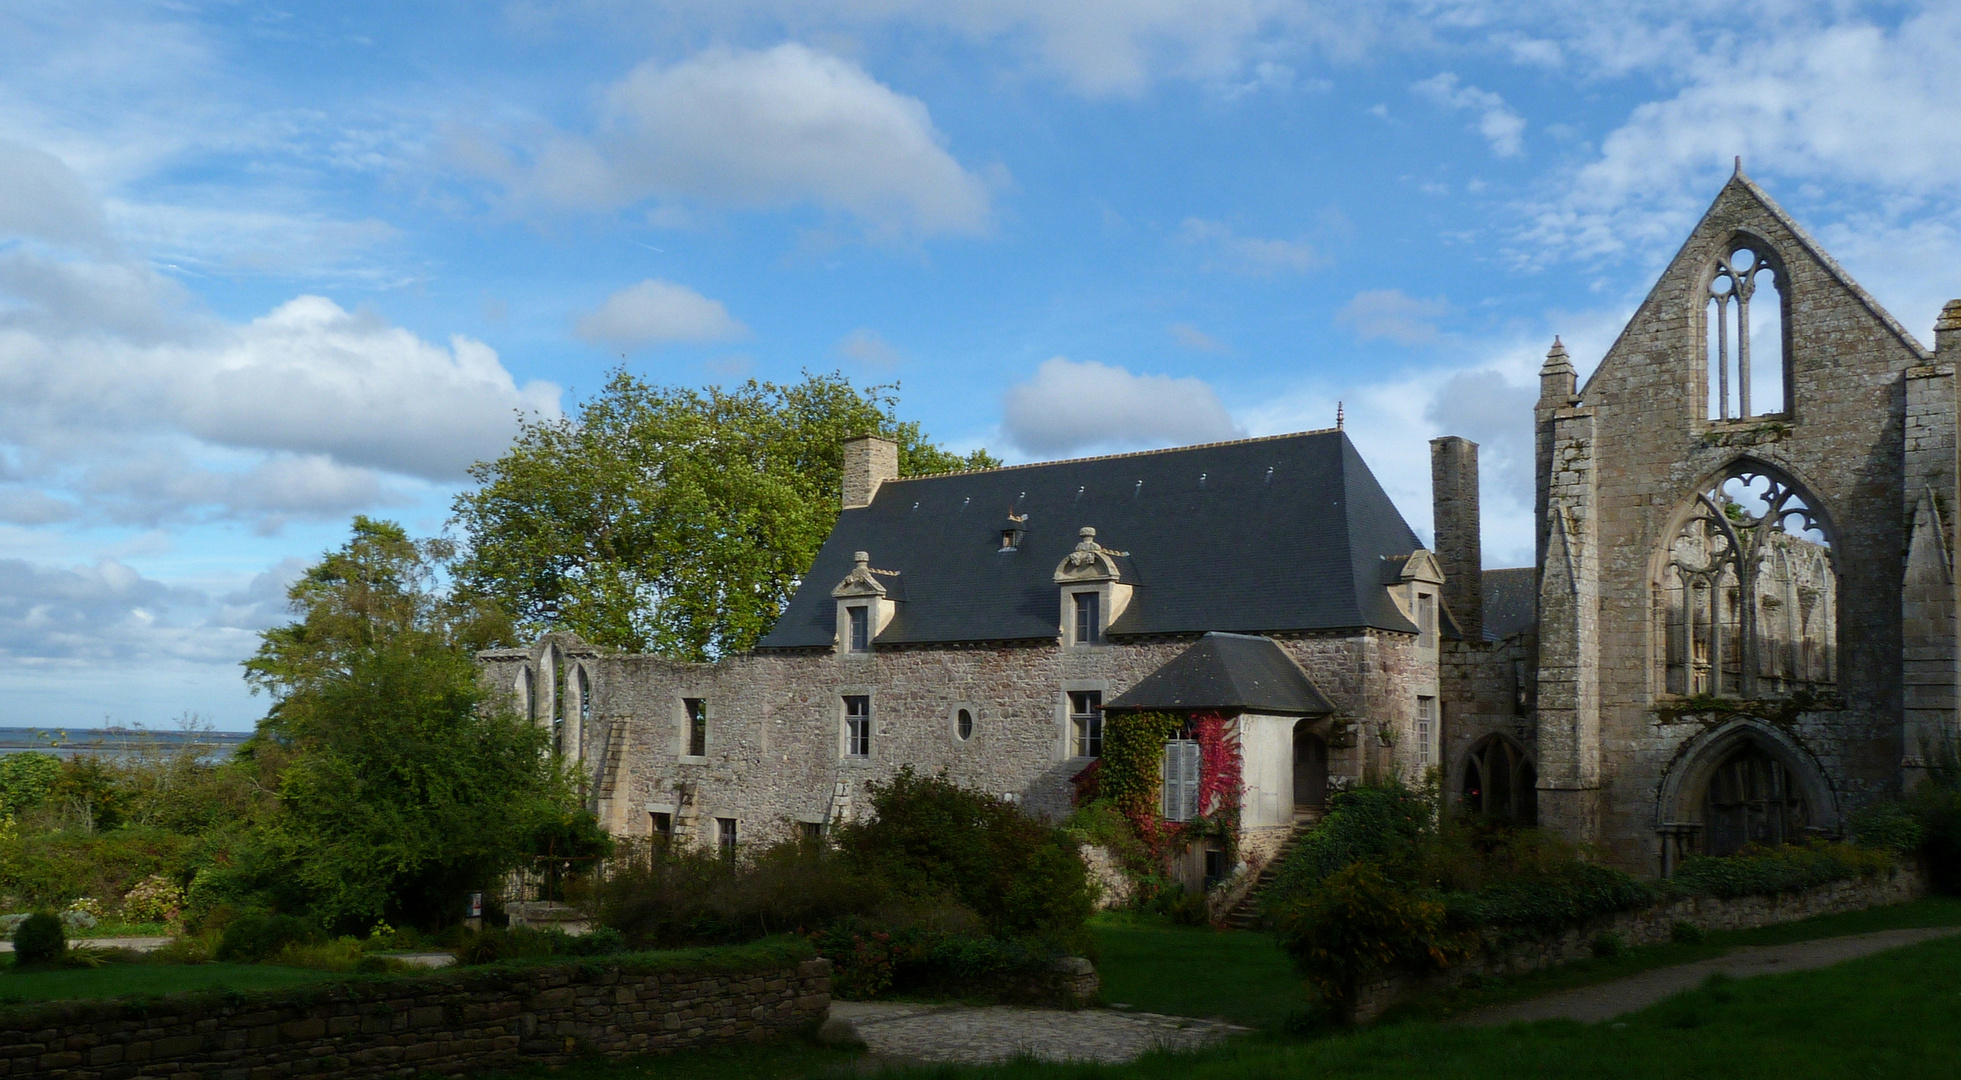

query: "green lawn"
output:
1387 894 1961 1022
1086 912 1308 1029
0 961 333 1003
860 932 1961 1080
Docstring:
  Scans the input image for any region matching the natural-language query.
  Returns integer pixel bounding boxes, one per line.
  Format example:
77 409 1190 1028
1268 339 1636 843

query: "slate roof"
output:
757 429 1424 649
1481 567 1538 641
1104 633 1335 715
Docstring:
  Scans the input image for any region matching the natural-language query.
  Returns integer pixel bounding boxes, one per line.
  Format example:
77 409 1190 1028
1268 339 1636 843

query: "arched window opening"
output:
1707 242 1786 419
577 666 592 727
1660 466 1834 698
518 667 535 723
1701 743 1809 855
1460 735 1537 825
547 648 565 755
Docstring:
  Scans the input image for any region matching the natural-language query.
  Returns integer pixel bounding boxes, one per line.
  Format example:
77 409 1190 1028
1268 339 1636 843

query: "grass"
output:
1086 912 1308 1029
70 921 171 938
0 960 334 1003
1384 894 1961 1022
855 932 1961 1079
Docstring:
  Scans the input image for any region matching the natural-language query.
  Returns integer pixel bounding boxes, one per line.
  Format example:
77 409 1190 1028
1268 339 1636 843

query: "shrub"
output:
121 874 187 923
1261 782 1432 914
1671 921 1706 944
12 911 65 966
1270 862 1470 1016
216 913 317 963
1591 931 1624 958
593 842 878 950
1444 861 1656 934
836 768 1094 953
1851 801 1923 854
1673 841 1891 898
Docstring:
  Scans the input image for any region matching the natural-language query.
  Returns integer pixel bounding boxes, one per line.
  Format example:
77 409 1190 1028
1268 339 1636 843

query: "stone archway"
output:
1293 721 1328 811
1657 718 1838 859
1461 734 1537 825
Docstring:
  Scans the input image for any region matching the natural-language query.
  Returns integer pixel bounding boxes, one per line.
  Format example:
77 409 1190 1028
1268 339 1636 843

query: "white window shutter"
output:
1161 739 1202 822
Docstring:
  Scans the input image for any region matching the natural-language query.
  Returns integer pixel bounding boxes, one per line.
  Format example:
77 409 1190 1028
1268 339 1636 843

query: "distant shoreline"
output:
0 726 251 760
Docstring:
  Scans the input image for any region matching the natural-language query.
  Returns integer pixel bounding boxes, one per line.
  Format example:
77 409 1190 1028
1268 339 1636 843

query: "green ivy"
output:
1672 841 1892 898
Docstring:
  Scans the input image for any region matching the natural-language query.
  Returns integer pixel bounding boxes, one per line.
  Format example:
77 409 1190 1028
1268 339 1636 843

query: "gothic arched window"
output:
1659 465 1835 698
1460 735 1537 825
1707 241 1787 419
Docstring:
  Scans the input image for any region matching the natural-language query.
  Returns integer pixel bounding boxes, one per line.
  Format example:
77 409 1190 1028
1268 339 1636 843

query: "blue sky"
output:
4 1 1960 730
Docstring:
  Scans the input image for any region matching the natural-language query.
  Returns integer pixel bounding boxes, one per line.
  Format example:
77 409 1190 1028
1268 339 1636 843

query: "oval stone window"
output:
956 708 974 741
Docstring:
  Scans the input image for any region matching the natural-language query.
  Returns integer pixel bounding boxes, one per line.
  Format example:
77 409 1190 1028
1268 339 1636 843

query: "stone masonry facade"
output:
485 170 1959 887
1444 169 1961 874
0 955 832 1079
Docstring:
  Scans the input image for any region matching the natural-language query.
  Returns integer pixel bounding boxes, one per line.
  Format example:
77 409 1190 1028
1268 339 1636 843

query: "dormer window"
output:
1001 511 1028 551
1001 529 1018 550
1074 592 1102 645
1417 591 1436 649
847 605 870 652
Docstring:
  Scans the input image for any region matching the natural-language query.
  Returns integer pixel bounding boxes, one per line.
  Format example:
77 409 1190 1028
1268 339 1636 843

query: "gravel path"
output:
825 1001 1246 1064
0 936 171 953
1457 926 1961 1026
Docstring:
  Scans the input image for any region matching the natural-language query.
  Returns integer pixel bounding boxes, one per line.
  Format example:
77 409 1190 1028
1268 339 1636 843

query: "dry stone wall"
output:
0 953 831 1080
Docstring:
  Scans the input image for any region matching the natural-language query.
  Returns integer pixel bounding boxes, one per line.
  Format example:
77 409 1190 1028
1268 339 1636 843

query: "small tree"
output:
11 911 64 966
243 517 571 931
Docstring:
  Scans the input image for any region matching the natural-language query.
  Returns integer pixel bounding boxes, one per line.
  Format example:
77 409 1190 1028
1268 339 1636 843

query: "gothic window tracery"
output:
1706 242 1787 419
1460 735 1537 825
1659 466 1835 698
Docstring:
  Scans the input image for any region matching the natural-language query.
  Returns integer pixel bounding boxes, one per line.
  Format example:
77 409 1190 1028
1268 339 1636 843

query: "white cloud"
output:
0 556 228 664
1411 72 1524 157
466 44 994 239
1178 218 1323 274
575 279 747 349
835 327 903 367
1001 357 1244 456
1337 289 1453 346
1521 5 1961 265
1168 322 1229 353
0 139 109 250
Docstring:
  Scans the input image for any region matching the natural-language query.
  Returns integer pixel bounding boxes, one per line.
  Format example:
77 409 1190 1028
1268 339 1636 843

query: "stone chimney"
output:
841 435 899 510
1936 300 1961 355
1430 436 1482 640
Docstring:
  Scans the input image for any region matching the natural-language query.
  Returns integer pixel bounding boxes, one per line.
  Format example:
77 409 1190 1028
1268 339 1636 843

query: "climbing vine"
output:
1189 712 1244 863
1082 710 1245 868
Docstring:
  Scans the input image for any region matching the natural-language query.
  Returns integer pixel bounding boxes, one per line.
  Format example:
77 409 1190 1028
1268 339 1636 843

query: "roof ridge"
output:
889 427 1344 483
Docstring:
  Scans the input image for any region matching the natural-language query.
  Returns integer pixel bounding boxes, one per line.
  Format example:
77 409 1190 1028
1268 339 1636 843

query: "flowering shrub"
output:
121 874 187 923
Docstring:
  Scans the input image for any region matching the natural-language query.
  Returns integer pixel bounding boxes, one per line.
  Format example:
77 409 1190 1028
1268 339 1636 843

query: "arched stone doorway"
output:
1461 734 1537 825
1293 721 1328 811
1702 743 1809 855
1657 719 1837 866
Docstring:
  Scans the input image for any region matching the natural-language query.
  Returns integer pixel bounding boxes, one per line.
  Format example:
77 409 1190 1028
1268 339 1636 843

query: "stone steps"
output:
1222 808 1324 931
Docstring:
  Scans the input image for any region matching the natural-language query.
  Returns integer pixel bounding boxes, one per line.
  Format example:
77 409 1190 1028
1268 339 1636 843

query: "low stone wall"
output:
1 948 831 1079
1353 866 1926 1023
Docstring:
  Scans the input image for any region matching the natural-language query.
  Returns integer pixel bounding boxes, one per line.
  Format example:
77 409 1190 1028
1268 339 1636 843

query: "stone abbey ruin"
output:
484 170 1961 882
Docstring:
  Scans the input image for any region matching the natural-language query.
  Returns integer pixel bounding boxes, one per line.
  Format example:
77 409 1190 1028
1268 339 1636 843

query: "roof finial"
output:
1734 155 1743 177
1336 400 1344 430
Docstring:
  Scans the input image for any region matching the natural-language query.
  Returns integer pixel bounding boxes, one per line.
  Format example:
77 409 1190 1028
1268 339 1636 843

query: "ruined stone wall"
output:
1539 175 1953 870
1441 632 1535 798
493 628 1434 853
0 954 831 1079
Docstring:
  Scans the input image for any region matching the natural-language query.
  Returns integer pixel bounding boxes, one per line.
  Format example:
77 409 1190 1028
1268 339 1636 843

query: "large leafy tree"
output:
452 371 997 659
243 518 567 929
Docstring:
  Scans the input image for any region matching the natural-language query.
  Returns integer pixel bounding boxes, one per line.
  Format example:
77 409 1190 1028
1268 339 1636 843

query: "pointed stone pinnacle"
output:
1542 337 1574 375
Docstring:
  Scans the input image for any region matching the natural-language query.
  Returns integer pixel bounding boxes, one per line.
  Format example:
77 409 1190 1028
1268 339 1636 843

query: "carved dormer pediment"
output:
1399 549 1445 586
1054 527 1128 584
832 551 894 598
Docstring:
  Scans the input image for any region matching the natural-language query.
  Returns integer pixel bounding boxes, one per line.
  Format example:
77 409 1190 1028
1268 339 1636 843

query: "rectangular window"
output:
684 698 707 757
650 812 673 851
716 817 737 858
1417 695 1437 769
844 695 872 758
1418 592 1436 649
1162 739 1201 821
1073 592 1102 645
847 605 870 652
1069 690 1103 757
800 820 826 842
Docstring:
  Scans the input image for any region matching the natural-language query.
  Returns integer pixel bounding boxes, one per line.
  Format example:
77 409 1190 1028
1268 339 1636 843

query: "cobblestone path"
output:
1458 926 1961 1026
826 1001 1247 1064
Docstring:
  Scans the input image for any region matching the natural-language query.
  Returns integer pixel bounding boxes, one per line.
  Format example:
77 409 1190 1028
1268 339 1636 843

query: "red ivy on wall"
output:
1189 712 1244 858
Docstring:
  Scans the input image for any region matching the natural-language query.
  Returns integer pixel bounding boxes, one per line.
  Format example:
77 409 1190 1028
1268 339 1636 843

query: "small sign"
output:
467 892 483 918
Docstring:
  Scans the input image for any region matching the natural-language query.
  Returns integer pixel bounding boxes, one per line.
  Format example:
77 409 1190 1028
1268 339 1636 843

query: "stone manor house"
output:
482 170 1961 880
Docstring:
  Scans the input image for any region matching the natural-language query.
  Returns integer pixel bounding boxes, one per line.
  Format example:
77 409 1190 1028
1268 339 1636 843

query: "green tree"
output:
243 517 566 930
452 370 998 659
